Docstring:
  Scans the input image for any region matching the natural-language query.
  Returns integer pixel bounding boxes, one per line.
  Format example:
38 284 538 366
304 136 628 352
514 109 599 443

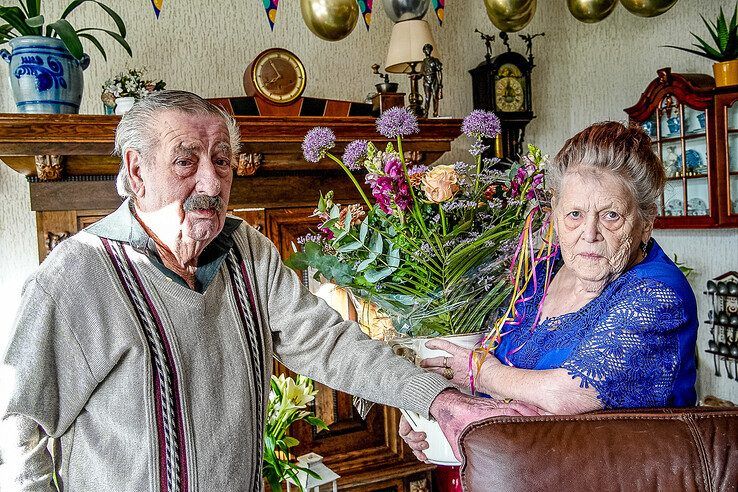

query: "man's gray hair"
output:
548 121 666 223
114 90 241 198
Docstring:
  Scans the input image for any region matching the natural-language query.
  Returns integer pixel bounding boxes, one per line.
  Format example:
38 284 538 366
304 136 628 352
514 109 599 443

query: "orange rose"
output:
421 165 460 203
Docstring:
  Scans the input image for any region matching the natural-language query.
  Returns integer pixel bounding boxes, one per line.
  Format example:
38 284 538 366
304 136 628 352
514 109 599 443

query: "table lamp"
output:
384 19 437 117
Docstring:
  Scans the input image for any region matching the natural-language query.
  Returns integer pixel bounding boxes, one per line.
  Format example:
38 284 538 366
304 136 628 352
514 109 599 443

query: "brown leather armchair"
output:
459 407 738 492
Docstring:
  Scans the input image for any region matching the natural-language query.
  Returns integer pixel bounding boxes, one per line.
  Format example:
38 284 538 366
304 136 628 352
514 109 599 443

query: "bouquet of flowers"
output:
288 107 548 339
263 374 328 491
101 68 166 108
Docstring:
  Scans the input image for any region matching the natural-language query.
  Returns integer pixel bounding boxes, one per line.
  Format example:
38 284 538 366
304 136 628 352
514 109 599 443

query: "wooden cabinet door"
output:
714 90 738 227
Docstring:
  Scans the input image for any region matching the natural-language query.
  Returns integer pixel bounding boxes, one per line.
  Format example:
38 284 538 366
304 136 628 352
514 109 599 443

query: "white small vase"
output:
393 332 485 466
114 96 136 115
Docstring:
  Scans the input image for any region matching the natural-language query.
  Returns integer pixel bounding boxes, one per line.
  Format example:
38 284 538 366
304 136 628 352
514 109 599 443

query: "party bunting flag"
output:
151 0 163 18
432 0 444 25
262 0 279 31
357 0 372 30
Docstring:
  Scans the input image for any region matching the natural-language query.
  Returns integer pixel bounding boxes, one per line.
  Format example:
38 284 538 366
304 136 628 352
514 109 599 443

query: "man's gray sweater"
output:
0 204 451 491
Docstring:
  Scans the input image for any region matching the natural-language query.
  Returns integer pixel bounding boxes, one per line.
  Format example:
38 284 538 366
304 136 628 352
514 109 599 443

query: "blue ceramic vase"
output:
1 36 90 114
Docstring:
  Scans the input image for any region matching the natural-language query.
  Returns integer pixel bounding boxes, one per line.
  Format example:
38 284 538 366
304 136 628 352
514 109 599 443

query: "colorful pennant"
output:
262 0 279 31
357 0 373 30
432 0 444 25
151 0 163 18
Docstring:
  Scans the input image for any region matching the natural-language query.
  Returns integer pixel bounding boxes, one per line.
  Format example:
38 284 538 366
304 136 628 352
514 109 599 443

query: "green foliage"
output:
672 254 696 278
0 0 130 60
664 2 738 62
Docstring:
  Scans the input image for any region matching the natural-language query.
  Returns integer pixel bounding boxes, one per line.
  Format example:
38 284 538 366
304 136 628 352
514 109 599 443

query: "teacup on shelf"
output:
667 116 681 135
697 112 706 131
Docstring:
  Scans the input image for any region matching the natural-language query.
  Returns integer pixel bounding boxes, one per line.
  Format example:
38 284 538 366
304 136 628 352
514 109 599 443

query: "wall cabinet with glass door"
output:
625 68 718 228
713 88 738 226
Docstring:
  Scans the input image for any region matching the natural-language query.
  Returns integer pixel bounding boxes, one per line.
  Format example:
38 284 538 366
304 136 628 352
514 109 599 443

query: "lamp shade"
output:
384 19 437 74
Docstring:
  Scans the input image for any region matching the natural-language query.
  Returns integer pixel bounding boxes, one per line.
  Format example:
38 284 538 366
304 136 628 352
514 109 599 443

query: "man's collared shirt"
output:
86 199 241 293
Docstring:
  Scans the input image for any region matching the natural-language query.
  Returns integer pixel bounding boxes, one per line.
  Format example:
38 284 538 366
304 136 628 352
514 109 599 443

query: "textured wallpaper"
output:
1 0 736 401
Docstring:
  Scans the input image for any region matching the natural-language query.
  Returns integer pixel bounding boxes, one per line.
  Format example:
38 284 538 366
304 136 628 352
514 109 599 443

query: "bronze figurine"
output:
421 43 443 118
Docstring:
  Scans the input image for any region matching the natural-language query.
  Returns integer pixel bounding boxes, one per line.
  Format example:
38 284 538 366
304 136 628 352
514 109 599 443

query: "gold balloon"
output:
567 0 618 23
300 0 359 42
484 0 537 33
620 0 679 18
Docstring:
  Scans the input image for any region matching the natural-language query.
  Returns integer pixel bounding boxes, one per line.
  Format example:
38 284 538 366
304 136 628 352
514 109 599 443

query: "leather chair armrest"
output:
459 407 738 492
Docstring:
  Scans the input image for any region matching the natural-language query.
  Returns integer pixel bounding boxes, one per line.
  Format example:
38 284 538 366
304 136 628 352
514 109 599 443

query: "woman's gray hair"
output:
547 121 666 223
114 90 241 198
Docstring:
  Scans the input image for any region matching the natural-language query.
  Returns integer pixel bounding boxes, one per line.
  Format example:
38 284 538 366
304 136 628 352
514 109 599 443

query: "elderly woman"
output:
401 121 698 460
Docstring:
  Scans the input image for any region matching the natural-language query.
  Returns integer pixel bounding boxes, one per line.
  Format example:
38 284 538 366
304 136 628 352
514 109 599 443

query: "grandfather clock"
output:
469 31 540 162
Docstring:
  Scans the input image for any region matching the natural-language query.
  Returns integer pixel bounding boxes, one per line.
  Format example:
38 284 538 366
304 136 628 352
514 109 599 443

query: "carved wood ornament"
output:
34 155 65 181
45 231 71 254
236 153 263 176
403 150 425 167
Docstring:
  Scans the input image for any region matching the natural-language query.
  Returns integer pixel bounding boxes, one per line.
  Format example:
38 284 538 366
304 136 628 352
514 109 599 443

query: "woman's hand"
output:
398 415 429 462
420 338 501 392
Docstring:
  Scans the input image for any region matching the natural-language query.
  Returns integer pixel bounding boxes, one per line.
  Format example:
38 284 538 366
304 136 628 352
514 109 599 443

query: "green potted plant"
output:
0 0 131 113
665 2 738 87
263 374 328 491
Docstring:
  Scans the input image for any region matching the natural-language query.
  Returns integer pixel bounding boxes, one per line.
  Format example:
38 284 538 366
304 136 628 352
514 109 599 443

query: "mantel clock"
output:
244 48 306 104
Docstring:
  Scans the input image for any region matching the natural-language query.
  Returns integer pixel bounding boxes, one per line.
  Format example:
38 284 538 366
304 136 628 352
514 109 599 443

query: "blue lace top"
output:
494 240 698 408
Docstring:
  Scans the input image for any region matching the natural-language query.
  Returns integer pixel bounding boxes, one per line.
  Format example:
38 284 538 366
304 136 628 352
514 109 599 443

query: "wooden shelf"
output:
0 113 461 175
665 173 709 181
0 113 462 211
656 132 707 143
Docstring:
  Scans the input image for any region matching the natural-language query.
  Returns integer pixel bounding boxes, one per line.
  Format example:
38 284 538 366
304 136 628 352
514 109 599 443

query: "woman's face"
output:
553 169 653 290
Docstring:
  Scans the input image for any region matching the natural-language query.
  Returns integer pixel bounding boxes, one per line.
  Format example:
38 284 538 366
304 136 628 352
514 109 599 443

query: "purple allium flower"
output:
462 110 501 140
342 139 369 171
302 127 336 163
376 107 419 139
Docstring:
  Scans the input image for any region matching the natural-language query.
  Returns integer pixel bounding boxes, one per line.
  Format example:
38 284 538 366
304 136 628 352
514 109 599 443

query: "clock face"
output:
495 63 525 113
252 49 306 104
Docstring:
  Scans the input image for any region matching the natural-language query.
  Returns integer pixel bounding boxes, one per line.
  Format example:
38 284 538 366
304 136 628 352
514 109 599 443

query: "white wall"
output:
1 0 736 401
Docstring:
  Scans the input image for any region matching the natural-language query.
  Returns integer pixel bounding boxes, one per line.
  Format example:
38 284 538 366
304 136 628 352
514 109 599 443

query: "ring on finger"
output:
443 367 454 380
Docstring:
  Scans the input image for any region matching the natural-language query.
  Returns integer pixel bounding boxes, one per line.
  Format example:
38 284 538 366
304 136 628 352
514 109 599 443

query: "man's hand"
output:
429 389 544 461
398 415 429 462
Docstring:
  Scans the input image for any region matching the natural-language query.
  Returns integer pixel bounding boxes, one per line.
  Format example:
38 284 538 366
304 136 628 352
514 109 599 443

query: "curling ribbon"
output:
262 0 279 31
151 0 163 18
432 0 444 25
469 213 558 395
357 0 373 30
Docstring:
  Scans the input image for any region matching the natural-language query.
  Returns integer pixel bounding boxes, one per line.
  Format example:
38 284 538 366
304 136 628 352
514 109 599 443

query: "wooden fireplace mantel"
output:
0 113 462 211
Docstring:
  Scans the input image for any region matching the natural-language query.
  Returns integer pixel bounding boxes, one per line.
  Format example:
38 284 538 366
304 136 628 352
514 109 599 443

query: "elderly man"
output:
1 91 537 491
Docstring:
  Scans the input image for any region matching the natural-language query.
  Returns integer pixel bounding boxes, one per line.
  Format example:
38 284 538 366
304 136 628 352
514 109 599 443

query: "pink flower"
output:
421 165 460 203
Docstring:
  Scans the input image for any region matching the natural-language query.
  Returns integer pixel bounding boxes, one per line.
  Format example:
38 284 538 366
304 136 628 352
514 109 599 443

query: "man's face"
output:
133 110 233 244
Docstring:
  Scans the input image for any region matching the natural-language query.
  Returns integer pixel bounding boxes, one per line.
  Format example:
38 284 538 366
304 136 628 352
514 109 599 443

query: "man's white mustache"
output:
183 194 224 212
